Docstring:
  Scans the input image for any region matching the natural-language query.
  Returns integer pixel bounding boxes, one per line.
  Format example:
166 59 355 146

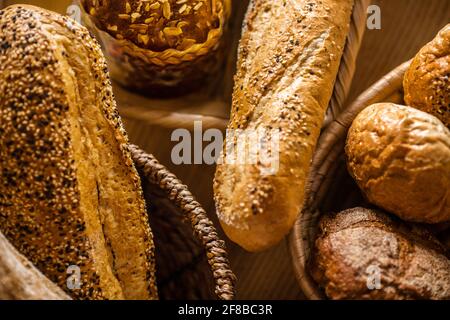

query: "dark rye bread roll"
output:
0 5 157 300
311 208 450 300
214 0 354 252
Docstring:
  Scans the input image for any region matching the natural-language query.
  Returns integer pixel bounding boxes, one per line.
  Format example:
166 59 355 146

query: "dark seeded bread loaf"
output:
0 5 157 300
214 0 354 252
311 207 450 300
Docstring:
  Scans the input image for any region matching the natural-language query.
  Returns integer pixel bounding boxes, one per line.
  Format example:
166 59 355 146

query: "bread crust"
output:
0 5 157 299
346 103 450 224
404 24 449 128
214 0 354 252
311 207 450 300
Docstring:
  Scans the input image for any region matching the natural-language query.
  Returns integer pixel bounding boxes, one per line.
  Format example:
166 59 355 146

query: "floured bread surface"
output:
0 5 157 300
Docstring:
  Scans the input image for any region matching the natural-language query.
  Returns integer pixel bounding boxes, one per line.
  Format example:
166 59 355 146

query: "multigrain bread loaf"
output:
80 0 231 94
404 24 449 128
214 0 354 252
311 207 450 300
345 103 450 224
0 5 157 300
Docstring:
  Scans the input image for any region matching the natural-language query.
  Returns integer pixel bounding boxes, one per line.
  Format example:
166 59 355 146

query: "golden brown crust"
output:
82 0 228 52
345 103 450 224
0 5 157 300
404 24 449 128
311 207 450 300
214 0 354 252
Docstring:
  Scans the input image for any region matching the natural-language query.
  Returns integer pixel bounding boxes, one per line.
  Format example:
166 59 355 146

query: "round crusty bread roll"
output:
311 207 450 300
404 24 449 128
0 5 157 300
345 103 450 224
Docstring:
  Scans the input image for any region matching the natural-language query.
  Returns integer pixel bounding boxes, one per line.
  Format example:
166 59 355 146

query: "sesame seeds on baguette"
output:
214 0 354 252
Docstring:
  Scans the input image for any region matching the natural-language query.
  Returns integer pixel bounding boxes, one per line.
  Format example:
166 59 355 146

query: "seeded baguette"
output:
214 0 354 252
0 5 157 300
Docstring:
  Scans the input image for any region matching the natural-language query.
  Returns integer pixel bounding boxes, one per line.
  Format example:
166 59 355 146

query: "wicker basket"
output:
0 0 371 300
0 145 236 300
289 61 414 299
101 0 372 299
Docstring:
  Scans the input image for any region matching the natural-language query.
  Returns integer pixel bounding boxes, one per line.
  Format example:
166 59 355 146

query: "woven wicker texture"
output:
1 0 449 300
130 145 236 300
289 61 410 299
289 1 449 300
77 0 231 94
79 0 231 67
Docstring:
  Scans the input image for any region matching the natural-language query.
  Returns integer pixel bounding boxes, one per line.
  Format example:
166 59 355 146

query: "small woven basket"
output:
75 0 231 96
0 146 236 300
289 61 411 299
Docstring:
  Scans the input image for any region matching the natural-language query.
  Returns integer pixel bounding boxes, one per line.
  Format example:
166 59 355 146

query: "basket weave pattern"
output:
289 62 411 299
131 145 236 300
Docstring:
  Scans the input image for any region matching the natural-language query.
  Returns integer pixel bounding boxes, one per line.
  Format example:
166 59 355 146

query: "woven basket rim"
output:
289 61 412 300
130 145 236 300
107 0 371 132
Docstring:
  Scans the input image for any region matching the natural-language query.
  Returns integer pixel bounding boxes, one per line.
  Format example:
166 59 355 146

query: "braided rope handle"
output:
130 145 236 300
